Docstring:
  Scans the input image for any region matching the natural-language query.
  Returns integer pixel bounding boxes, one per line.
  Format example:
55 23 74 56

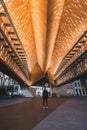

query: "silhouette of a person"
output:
42 86 48 108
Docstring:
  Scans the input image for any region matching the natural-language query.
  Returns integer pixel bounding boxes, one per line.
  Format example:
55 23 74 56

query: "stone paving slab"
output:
33 97 87 130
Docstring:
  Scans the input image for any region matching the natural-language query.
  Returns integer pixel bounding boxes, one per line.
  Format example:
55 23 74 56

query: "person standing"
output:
42 86 49 108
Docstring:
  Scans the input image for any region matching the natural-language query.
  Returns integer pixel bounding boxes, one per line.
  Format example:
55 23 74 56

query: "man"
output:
42 86 48 108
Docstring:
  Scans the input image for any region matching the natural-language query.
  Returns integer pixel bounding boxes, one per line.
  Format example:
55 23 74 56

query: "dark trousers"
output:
43 98 48 107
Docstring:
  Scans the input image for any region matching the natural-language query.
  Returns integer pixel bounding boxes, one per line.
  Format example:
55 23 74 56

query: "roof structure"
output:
0 0 87 87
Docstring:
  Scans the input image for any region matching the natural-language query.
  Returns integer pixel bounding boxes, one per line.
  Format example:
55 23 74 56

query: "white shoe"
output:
46 106 48 108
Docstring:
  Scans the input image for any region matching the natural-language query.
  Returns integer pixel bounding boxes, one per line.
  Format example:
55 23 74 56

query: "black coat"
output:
42 89 48 99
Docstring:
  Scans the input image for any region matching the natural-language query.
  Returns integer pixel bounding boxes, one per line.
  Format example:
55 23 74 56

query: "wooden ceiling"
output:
0 0 87 85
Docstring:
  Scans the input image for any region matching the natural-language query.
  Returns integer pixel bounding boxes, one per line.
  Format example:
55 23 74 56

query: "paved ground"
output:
0 97 87 130
0 96 68 130
0 97 30 107
33 97 87 130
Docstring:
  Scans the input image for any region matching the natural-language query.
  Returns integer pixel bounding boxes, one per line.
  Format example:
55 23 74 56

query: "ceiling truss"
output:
0 0 87 87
